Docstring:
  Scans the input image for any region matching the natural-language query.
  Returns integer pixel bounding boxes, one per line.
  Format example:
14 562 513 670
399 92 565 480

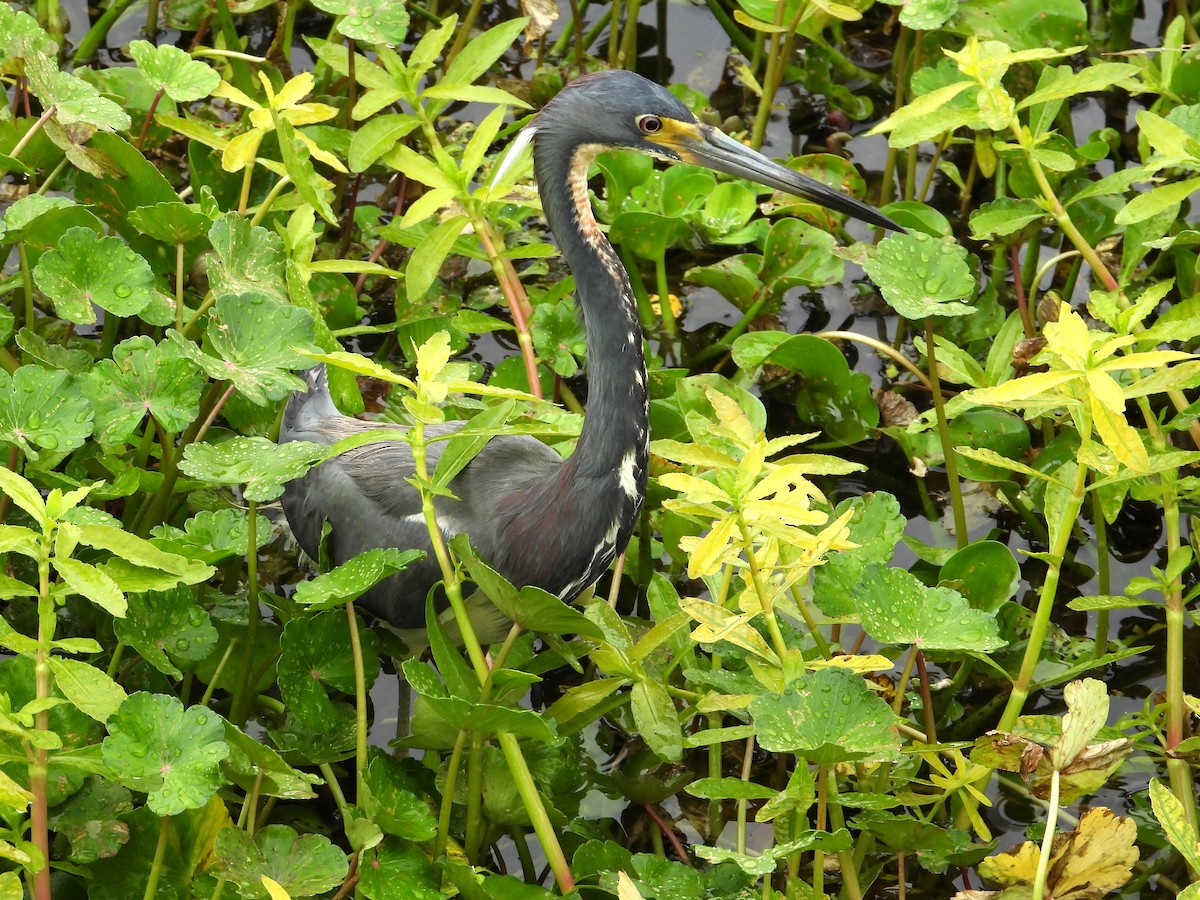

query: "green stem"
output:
17 242 35 333
464 733 487 862
200 639 237 707
654 256 678 345
174 242 186 330
72 0 138 64
319 762 350 817
346 602 368 802
1030 769 1061 900
142 816 172 900
435 728 470 861
29 527 54 900
738 519 788 661
497 732 574 892
617 0 640 68
824 767 863 900
230 500 260 725
736 735 754 854
9 106 54 161
249 175 293 226
1090 488 1110 659
923 319 968 548
444 0 486 66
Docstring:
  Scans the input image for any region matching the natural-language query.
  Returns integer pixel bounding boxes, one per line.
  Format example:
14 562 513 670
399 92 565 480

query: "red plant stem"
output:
644 803 691 865
355 174 406 295
475 223 542 399
1009 242 1034 339
136 87 166 150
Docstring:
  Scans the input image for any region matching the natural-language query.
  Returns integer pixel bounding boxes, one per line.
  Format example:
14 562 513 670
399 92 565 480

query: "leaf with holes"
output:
113 586 218 678
127 40 219 101
180 437 327 502
856 564 1006 651
101 693 229 815
82 336 205 446
293 548 424 611
168 293 316 406
862 231 976 319
748 667 900 764
277 610 379 730
32 227 156 323
0 366 92 460
212 824 348 899
127 201 211 244
46 777 132 864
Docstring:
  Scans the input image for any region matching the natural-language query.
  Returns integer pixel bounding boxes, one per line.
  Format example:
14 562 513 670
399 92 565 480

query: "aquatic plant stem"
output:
142 816 172 900
435 728 470 861
923 320 968 547
27 529 53 900
816 331 932 390
230 500 260 725
1031 769 1061 900
736 735 755 854
346 601 368 800
1089 489 1110 660
824 767 863 900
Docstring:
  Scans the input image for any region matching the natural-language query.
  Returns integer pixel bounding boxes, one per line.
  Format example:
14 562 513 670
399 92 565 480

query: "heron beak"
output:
656 122 902 233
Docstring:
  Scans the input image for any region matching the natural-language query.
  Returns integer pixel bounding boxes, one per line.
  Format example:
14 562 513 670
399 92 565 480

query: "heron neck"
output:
536 142 649 483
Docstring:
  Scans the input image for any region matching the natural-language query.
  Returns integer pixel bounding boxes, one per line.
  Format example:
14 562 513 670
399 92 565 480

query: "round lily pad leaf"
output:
950 407 1031 482
101 692 229 816
180 436 327 502
33 227 156 324
0 365 93 459
940 541 1020 614
168 292 316 406
361 751 438 842
113 585 218 678
24 53 131 131
127 40 219 102
748 667 901 764
212 824 348 899
46 776 133 864
277 610 380 730
856 564 1006 651
862 231 977 319
0 194 73 241
82 336 205 446
311 0 410 45
356 839 441 900
610 210 692 260
127 201 211 244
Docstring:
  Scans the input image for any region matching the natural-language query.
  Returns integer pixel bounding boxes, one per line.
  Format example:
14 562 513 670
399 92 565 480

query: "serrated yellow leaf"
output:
658 472 730 505
1090 393 1149 473
746 465 821 503
705 387 756 446
415 331 452 385
1042 305 1091 367
1085 369 1125 414
687 515 739 578
650 440 738 469
222 129 265 172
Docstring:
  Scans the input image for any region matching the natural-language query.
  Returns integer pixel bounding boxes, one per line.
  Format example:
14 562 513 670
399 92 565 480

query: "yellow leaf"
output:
1085 370 1125 414
617 871 644 900
1099 349 1194 373
416 331 452 386
221 129 265 173
657 473 730 506
1089 393 1149 474
962 371 1078 407
687 515 739 578
745 464 821 503
868 81 973 137
1042 304 1090 368
650 440 738 469
274 72 316 109
705 387 755 446
679 597 777 662
280 102 339 126
808 654 894 673
213 80 260 110
261 876 292 900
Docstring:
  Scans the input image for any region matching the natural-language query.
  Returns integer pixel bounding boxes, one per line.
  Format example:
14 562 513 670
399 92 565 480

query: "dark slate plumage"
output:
279 70 900 637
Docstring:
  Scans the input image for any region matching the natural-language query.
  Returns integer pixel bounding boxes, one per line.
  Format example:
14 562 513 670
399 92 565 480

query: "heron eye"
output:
638 115 663 134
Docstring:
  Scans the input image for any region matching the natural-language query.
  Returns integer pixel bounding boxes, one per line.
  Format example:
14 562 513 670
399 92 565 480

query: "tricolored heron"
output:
280 70 900 641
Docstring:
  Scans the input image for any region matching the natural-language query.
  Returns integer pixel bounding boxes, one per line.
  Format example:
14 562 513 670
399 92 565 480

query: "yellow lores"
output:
213 72 348 174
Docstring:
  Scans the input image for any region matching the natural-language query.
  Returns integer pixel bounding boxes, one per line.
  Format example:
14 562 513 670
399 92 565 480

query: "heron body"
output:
280 70 900 635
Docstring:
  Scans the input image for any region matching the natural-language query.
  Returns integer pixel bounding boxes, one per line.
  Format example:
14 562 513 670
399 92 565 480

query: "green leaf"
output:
356 839 441 900
895 0 957 30
310 0 409 44
82 336 205 446
1017 61 1138 109
294 547 424 610
0 194 74 240
857 564 1006 650
1115 175 1200 225
54 557 127 617
169 293 316 406
46 777 133 864
1150 778 1200 872
406 214 468 304
694 830 852 875
102 692 229 815
277 610 379 729
812 493 905 617
685 776 776 801
206 213 288 303
212 825 348 899
969 197 1047 240
347 113 419 172
47 657 126 723
180 436 327 502
0 466 46 524
74 522 213 583
862 232 977 319
127 40 220 101
440 17 528 92
113 586 218 678
402 659 558 743
361 750 438 841
127 201 211 244
24 53 131 130
631 677 682 762
939 540 1019 612
0 365 93 460
748 668 900 763
221 718 320 799
32 227 156 323
151 508 272 565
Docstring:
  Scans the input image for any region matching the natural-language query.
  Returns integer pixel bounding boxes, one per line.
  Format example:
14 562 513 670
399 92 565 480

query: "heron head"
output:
529 69 902 232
